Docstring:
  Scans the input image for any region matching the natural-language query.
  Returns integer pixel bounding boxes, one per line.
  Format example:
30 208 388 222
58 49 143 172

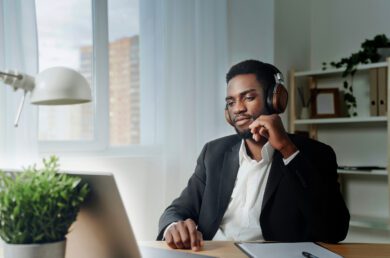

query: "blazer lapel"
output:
215 141 240 222
261 151 286 211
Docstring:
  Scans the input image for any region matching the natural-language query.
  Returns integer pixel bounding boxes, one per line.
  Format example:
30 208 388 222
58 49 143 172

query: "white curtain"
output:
0 0 39 168
140 0 231 204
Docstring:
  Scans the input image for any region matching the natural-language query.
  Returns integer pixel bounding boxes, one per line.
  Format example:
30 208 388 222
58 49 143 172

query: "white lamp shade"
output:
30 67 92 105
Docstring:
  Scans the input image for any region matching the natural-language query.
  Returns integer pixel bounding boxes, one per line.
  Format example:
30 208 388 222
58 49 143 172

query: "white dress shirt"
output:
163 141 299 240
213 140 299 241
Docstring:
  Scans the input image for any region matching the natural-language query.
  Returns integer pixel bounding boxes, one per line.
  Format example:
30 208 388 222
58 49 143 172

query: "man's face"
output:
225 74 267 139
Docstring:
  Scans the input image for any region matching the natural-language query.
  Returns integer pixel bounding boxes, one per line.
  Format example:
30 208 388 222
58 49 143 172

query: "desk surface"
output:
141 241 390 258
1 241 390 258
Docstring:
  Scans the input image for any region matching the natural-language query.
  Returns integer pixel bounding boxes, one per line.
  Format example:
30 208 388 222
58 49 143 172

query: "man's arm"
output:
157 143 208 249
285 143 350 243
249 114 349 242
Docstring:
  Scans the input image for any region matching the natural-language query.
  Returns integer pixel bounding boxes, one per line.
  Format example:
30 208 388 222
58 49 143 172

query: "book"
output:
378 67 387 116
369 68 378 116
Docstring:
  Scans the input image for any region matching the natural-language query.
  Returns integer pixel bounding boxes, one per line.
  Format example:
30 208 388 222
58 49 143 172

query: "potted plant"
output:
322 34 390 116
297 85 311 119
0 156 89 258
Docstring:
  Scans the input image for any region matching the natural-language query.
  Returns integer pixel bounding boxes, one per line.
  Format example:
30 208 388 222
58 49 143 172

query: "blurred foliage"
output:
0 156 89 244
322 34 390 117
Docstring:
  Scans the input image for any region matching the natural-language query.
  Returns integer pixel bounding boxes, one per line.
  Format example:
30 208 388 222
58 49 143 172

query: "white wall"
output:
274 0 310 124
274 0 310 76
310 0 390 69
227 0 274 65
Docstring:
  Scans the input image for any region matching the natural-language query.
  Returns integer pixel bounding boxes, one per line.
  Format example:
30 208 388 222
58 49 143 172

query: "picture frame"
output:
310 88 341 118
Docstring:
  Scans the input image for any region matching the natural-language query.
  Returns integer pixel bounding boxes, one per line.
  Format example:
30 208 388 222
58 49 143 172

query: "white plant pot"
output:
3 240 66 258
300 107 310 119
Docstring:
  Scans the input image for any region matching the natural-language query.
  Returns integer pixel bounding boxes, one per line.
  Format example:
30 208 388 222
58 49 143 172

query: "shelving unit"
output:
288 59 390 235
294 61 387 77
295 116 387 125
350 215 390 231
338 169 388 176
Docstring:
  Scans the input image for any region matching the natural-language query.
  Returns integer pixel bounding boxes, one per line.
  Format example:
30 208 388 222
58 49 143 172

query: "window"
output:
35 0 141 151
36 0 94 141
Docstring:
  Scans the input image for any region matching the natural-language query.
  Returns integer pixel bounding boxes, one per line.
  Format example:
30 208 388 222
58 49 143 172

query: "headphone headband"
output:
274 73 284 85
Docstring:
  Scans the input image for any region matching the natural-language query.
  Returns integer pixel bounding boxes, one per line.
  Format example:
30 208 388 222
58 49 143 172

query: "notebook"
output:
236 242 343 258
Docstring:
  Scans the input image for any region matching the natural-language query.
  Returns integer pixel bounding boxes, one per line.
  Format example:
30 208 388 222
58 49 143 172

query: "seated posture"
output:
157 60 350 250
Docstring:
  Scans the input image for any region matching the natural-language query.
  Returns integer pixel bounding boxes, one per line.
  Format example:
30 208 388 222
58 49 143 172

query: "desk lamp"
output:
0 67 92 127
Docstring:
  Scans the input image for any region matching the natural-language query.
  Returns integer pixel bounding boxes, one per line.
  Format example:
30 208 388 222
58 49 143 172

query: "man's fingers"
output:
170 226 184 249
185 219 199 250
165 232 178 249
249 120 263 130
177 222 191 249
259 127 269 138
165 219 203 251
197 231 204 248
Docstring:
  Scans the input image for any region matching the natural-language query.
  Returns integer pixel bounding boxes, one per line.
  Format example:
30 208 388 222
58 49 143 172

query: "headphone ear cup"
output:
271 84 288 114
225 108 234 126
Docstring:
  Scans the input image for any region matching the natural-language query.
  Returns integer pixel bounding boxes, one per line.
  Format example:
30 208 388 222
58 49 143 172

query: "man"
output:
157 60 350 251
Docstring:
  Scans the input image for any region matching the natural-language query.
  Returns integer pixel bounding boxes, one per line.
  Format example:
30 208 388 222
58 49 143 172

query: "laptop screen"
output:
65 172 141 258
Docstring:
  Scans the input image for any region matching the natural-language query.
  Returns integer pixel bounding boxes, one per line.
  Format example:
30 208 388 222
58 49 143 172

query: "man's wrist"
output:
279 141 298 159
283 150 300 165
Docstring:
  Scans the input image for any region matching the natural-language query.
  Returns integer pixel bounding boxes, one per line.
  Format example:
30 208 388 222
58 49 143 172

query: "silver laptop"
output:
65 172 215 258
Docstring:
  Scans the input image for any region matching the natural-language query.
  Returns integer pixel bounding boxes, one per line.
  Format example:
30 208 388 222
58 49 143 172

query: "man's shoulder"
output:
201 134 241 157
206 134 241 147
289 133 333 153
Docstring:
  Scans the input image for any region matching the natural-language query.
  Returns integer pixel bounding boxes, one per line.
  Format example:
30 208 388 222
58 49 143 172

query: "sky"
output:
35 0 139 70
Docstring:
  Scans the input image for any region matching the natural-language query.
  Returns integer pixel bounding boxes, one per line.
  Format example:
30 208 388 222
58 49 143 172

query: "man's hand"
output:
165 219 204 251
249 114 297 158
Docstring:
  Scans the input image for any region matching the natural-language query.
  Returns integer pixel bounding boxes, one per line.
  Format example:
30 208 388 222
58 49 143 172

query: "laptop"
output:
65 172 215 258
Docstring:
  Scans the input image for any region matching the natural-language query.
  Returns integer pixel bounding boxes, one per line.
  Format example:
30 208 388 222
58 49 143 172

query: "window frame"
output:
37 0 155 156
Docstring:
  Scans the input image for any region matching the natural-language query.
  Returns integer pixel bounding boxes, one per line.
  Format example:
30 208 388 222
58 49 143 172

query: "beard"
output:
230 108 268 140
235 128 253 139
233 114 258 140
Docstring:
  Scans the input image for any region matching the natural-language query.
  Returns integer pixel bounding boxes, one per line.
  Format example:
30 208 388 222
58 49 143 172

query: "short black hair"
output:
226 60 281 91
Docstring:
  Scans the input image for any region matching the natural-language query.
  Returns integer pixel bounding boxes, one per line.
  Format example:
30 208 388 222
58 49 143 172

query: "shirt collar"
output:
239 140 275 165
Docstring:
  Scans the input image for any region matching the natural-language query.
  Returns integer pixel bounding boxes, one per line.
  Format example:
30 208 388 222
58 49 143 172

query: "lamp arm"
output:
14 90 28 127
0 71 23 80
0 70 35 91
0 70 35 127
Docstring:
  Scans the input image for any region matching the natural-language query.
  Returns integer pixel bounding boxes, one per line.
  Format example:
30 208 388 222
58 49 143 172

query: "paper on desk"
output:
236 242 342 258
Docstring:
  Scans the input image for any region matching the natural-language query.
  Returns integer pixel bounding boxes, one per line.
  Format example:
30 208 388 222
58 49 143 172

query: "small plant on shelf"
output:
322 34 390 117
297 85 311 119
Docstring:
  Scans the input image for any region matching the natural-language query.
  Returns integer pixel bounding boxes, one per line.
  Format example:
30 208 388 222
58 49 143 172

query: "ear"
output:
225 108 234 126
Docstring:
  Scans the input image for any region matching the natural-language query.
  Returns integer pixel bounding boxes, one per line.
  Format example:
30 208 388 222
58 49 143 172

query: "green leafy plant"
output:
0 156 89 244
322 34 390 117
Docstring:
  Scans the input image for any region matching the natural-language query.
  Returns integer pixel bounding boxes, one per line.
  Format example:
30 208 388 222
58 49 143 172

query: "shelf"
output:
295 62 388 77
350 215 390 231
338 169 388 176
294 116 387 125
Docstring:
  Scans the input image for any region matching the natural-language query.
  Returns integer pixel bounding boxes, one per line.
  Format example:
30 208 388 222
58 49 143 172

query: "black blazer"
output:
158 134 350 243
